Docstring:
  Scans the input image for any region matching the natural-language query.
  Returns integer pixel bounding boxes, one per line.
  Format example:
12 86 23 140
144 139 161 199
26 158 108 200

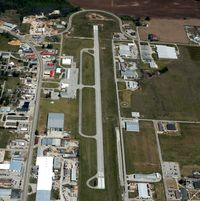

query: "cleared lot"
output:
139 18 200 44
123 121 160 174
159 123 200 176
122 46 200 120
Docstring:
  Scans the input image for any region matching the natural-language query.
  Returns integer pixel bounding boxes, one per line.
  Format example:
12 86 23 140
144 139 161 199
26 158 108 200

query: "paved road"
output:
21 43 44 201
153 121 168 201
112 39 129 201
78 26 105 189
93 25 105 189
0 29 43 201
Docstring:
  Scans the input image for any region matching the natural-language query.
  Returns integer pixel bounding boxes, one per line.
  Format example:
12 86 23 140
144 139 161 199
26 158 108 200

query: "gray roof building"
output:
47 113 64 131
125 120 139 132
0 188 11 198
36 190 51 201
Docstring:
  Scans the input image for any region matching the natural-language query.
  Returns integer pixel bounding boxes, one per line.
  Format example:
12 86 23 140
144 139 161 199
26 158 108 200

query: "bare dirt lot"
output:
139 18 200 44
70 0 200 18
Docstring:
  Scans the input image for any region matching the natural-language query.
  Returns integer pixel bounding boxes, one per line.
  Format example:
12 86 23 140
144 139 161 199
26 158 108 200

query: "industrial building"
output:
156 45 178 59
36 156 54 201
137 183 151 199
47 113 64 134
122 119 140 132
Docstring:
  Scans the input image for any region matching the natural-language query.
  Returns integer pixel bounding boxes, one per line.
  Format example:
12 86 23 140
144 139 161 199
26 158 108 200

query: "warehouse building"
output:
47 113 64 134
137 183 151 199
156 45 178 59
36 156 54 201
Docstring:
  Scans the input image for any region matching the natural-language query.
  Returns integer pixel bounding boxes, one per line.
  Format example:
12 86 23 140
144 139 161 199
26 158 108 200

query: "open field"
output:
123 121 160 174
121 46 200 120
159 123 200 176
0 129 16 148
82 87 96 136
82 52 94 85
70 0 200 18
139 18 200 44
0 33 19 52
62 37 93 66
42 82 59 88
38 98 79 134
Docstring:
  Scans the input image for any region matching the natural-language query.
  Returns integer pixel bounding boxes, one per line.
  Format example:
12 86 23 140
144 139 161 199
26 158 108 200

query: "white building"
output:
156 45 178 59
137 183 151 199
36 156 54 201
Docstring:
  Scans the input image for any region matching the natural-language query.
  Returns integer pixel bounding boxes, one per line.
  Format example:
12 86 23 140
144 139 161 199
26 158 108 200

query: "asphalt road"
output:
93 25 105 189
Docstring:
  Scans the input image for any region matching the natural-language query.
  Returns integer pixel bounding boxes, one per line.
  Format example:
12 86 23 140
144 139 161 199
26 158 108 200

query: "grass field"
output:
0 33 19 52
38 98 78 134
42 82 59 88
121 46 200 120
123 121 161 174
82 52 94 85
82 88 96 136
159 123 200 176
0 129 16 148
62 37 93 67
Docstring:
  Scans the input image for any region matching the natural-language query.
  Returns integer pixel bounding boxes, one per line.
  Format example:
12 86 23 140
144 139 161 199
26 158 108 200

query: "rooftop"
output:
47 113 64 130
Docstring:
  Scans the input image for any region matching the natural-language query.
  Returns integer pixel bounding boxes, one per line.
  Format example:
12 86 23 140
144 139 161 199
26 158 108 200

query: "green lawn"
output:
159 123 200 176
82 52 95 85
62 38 93 67
38 98 78 134
5 77 21 90
42 82 59 88
82 88 96 136
123 121 161 174
0 129 16 148
0 33 19 52
122 46 200 120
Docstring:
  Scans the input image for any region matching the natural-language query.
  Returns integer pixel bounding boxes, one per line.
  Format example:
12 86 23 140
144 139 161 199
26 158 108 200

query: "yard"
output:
123 121 161 174
159 123 200 176
0 129 16 148
0 33 19 52
122 46 200 121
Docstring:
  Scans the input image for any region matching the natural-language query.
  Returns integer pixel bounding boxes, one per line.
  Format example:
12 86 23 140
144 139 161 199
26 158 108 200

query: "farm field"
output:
159 123 200 176
139 18 200 44
70 0 200 18
123 121 161 174
121 46 200 121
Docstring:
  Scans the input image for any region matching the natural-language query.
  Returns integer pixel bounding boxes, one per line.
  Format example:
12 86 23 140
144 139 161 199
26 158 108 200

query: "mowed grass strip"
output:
42 82 59 88
82 87 96 136
38 98 78 134
123 46 200 120
159 123 200 176
78 137 98 198
82 52 95 85
62 38 93 67
123 121 161 174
